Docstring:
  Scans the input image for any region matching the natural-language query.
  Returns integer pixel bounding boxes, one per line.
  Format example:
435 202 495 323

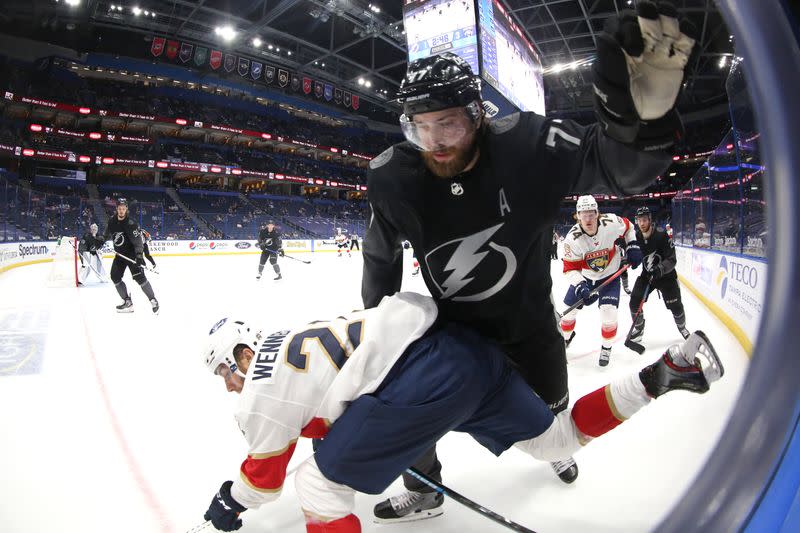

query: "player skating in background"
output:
628 207 690 346
559 195 642 366
78 223 107 285
334 228 350 257
103 198 159 314
141 229 158 273
199 292 723 533
256 221 283 280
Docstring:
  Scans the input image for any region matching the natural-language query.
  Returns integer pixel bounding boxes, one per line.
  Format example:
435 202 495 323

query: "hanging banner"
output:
251 61 263 80
314 81 323 99
151 37 165 57
351 94 360 110
278 69 288 87
194 46 208 67
324 83 333 101
264 65 275 84
302 77 312 95
166 40 179 60
334 88 342 104
343 91 351 108
179 43 194 63
291 73 301 92
209 50 222 70
224 54 236 73
238 57 250 77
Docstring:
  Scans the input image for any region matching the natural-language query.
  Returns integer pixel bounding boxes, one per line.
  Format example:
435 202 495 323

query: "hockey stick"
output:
113 250 159 274
406 468 536 533
624 282 651 354
263 247 311 264
557 264 630 319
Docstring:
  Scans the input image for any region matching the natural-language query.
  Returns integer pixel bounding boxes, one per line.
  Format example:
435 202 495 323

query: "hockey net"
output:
46 236 78 287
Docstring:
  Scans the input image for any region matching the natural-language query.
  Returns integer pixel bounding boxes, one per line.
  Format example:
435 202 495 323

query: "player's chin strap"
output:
558 264 631 319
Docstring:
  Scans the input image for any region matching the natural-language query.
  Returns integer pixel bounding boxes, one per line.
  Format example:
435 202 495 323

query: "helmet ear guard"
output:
203 318 262 378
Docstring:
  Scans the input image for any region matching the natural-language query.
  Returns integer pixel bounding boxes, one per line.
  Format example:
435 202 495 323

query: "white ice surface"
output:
0 250 749 533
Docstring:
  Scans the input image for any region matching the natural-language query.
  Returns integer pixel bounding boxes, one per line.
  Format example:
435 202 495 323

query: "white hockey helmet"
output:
202 318 262 378
576 195 598 213
90 223 98 232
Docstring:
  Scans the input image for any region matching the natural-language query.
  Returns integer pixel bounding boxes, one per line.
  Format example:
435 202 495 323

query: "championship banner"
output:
324 83 333 101
351 94 360 110
278 69 288 87
251 61 263 80
224 54 236 73
179 42 194 63
238 57 250 77
314 81 323 99
194 46 208 67
302 77 312 95
334 88 342 104
343 91 351 108
210 50 222 70
151 37 165 57
264 65 275 84
166 40 179 60
291 73 301 92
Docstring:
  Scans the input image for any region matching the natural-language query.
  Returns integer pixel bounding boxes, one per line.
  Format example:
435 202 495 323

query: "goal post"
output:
46 236 78 287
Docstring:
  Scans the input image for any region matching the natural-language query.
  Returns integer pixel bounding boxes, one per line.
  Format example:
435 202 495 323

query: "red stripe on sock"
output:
561 319 576 332
601 324 617 339
572 385 624 438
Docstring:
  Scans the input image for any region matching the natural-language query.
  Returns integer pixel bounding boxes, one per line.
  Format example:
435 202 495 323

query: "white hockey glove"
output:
593 1 697 150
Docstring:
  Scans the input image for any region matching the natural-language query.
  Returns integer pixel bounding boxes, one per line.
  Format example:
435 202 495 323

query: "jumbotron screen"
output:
477 0 545 114
403 0 480 76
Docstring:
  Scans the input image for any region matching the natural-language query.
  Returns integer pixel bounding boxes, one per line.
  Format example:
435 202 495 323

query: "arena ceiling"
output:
1 0 734 120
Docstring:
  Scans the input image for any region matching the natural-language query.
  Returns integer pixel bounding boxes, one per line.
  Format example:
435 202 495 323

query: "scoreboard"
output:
403 0 480 76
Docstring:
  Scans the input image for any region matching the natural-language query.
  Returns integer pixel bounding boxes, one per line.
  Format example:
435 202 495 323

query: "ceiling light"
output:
252 37 262 47
365 80 372 88
357 78 365 86
65 0 81 5
214 26 237 41
287 51 292 56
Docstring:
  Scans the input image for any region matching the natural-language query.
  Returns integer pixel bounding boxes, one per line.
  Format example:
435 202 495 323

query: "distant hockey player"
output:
628 207 690 346
560 195 642 366
103 198 159 314
256 221 283 280
551 229 560 260
334 228 350 257
78 223 107 285
141 229 157 272
349 233 360 252
200 292 723 533
615 236 632 294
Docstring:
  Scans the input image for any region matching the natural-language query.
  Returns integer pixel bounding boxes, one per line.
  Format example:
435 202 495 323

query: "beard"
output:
421 136 479 179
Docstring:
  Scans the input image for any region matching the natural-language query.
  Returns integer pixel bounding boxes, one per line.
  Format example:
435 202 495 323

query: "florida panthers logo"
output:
585 249 610 272
424 223 517 302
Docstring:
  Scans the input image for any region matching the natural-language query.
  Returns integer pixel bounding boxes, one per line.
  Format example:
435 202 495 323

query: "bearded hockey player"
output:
200 293 723 533
560 195 642 366
362 1 697 518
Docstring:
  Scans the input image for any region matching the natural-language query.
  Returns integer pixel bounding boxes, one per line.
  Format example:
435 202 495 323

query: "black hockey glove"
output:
135 253 145 266
204 481 246 531
593 1 697 151
278 248 285 257
626 243 643 269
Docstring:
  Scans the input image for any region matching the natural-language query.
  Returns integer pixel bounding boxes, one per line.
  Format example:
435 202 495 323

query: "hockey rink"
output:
0 250 750 533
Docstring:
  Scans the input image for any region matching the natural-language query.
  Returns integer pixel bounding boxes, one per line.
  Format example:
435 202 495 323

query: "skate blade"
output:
373 507 443 524
116 308 134 313
687 330 725 384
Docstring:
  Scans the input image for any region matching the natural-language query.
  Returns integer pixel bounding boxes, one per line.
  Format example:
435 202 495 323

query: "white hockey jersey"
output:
334 234 348 245
562 213 635 284
229 292 438 509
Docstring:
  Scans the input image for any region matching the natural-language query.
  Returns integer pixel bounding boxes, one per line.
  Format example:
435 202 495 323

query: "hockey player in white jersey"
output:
334 228 350 257
200 292 724 532
560 195 643 366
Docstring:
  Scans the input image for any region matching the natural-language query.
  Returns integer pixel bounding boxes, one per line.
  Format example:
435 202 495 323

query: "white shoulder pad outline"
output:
488 112 520 134
369 146 394 170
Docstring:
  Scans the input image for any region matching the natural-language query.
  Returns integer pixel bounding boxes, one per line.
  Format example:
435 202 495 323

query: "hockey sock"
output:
258 263 265 274
273 264 281 274
114 281 129 300
571 374 650 439
305 513 361 533
134 274 156 300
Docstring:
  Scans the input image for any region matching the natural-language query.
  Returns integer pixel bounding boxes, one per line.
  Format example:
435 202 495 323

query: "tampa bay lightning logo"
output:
113 232 125 247
424 223 517 302
209 318 227 335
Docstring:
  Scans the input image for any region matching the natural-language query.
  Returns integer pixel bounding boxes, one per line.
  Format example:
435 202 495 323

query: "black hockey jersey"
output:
635 227 677 280
258 228 282 251
103 215 143 257
362 112 671 344
79 232 105 254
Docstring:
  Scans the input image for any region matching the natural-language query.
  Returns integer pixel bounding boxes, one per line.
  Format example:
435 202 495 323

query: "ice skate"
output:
373 490 443 524
551 457 579 483
274 274 282 281
256 273 262 280
116 298 133 313
639 331 724 398
150 298 160 315
599 346 611 367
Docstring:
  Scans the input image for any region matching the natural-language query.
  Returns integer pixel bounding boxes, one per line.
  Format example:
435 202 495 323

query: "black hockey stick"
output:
624 282 651 354
558 264 630 319
406 467 536 533
114 250 159 274
263 247 311 264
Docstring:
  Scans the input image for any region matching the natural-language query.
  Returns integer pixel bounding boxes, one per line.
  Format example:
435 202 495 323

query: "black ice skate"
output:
639 331 725 398
551 457 579 483
373 490 444 524
256 273 262 280
599 346 611 367
116 298 133 313
274 274 282 281
150 298 160 315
